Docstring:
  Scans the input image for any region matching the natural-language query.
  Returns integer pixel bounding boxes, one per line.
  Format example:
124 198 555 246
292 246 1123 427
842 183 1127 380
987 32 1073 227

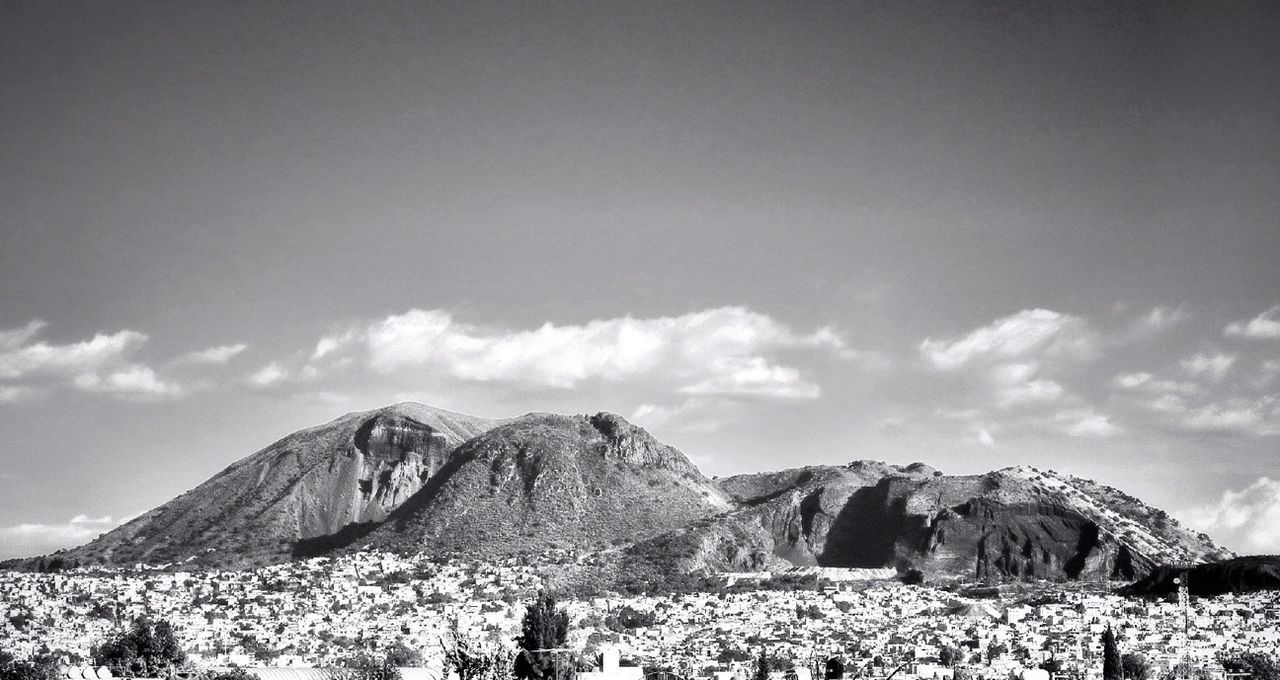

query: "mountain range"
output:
9 402 1232 582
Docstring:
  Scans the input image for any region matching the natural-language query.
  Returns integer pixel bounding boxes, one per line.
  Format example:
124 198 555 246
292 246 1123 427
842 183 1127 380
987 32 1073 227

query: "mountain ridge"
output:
4 402 1232 581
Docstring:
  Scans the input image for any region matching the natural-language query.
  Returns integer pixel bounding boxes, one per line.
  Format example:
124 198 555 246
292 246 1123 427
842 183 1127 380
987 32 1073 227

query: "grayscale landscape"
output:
1 4 1278 680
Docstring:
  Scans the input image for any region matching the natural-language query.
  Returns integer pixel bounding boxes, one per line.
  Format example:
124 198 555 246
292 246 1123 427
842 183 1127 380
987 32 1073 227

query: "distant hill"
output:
1120 555 1280 596
628 462 1230 582
356 412 730 556
15 403 498 569
5 402 1232 580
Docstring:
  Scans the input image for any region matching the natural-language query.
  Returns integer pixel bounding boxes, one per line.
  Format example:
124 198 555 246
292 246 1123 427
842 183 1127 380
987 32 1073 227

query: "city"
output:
3 551 1278 680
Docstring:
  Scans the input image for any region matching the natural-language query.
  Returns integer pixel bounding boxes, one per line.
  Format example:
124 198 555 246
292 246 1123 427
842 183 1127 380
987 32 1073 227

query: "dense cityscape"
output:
3 551 1278 680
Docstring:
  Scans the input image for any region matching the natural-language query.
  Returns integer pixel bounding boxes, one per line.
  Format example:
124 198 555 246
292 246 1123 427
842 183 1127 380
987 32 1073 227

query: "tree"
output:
754 649 770 680
0 650 60 680
939 646 960 668
1220 652 1280 680
987 643 1008 663
208 668 261 680
91 617 187 678
1039 658 1064 676
1122 653 1151 680
445 631 515 680
514 592 570 680
385 643 425 668
340 653 401 680
1102 627 1121 680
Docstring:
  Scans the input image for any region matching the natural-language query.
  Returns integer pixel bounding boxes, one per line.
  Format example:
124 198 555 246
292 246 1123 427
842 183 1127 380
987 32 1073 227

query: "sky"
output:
1 1 1278 559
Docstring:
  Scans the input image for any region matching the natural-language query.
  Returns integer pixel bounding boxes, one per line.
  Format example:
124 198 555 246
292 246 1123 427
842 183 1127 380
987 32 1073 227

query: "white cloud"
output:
1225 305 1280 340
175 343 248 365
73 365 184 400
0 385 44 403
1256 360 1280 389
0 514 120 560
1182 399 1277 436
1050 408 1121 439
248 362 290 387
631 397 738 434
1120 305 1188 342
919 309 1098 370
1137 393 1280 437
1183 477 1280 554
308 306 847 399
678 357 820 399
0 321 199 403
1112 372 1200 396
1180 352 1236 382
976 428 996 447
990 363 1065 408
0 324 148 379
0 320 47 351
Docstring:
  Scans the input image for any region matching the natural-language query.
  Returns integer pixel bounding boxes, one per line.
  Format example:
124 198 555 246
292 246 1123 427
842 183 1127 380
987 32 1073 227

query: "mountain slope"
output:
357 412 730 556
1121 555 1280 596
11 403 1231 581
43 403 498 568
643 463 1230 581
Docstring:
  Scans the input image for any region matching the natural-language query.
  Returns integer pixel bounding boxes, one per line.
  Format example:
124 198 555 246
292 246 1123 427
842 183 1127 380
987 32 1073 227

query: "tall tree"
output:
1102 626 1121 680
91 617 187 677
514 592 570 680
1122 653 1151 680
754 649 769 680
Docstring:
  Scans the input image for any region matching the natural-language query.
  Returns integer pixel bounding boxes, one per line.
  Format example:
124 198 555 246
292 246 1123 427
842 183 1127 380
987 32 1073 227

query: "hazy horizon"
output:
2 1 1278 560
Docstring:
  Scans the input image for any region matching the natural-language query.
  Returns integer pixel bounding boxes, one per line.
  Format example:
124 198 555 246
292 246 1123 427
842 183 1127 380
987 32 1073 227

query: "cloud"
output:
1112 372 1200 396
0 324 148 380
1183 477 1280 554
0 320 202 402
919 309 1098 370
989 363 1065 408
0 514 120 560
307 306 848 399
1225 305 1280 340
976 428 996 447
678 357 820 399
631 397 739 434
1120 305 1189 342
0 320 48 351
1135 392 1280 437
1180 352 1236 382
175 343 248 365
0 385 44 403
1049 408 1121 438
247 362 290 387
73 365 183 400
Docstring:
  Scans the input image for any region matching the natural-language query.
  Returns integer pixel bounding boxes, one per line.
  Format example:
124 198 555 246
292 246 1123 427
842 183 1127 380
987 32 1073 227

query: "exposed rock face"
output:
15 403 1230 580
697 464 1230 580
44 403 497 568
1121 556 1280 596
358 412 730 557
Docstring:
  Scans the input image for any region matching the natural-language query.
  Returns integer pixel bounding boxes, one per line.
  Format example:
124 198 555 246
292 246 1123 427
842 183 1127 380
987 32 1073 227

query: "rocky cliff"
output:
694 463 1231 580
1121 555 1280 596
12 403 1231 581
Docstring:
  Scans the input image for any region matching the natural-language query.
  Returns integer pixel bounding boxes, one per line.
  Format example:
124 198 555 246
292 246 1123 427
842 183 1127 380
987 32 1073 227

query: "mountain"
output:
31 403 498 568
1120 555 1280 597
630 462 1231 581
356 411 730 556
10 403 1230 581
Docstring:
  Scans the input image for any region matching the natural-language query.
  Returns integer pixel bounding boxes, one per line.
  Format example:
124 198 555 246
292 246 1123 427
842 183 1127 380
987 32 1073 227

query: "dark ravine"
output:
4 403 1233 580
